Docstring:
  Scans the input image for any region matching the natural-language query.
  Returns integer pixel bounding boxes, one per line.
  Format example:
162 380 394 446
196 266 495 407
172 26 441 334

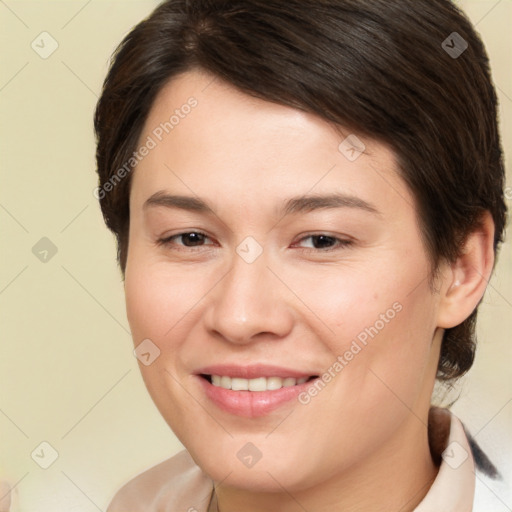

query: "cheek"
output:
124 258 208 420
125 257 210 344
277 257 408 342
322 283 439 420
289 257 438 402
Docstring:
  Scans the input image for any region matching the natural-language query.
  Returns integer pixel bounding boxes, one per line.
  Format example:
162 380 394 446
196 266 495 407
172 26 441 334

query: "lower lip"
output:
197 376 315 417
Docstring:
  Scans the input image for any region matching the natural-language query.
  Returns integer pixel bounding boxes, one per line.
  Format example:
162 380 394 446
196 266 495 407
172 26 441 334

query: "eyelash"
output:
156 231 353 252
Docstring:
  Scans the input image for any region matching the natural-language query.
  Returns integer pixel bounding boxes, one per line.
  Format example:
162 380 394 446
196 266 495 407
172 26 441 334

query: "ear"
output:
437 211 495 329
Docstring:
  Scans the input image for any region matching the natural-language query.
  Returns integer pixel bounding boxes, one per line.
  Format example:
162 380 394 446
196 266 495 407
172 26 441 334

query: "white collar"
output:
414 411 475 511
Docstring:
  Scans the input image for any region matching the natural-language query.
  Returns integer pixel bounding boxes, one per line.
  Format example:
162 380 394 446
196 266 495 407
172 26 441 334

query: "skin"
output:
124 69 495 512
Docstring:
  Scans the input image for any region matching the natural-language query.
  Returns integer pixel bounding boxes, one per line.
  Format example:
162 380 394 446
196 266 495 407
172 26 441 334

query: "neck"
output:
214 414 439 512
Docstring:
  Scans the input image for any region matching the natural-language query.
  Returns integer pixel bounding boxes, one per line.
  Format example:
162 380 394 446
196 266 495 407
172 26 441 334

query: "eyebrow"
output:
144 191 213 213
283 193 380 216
143 191 380 216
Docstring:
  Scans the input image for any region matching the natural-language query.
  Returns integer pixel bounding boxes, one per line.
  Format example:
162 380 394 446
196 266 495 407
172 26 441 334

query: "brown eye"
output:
158 231 212 248
310 235 337 249
294 234 352 251
179 232 207 246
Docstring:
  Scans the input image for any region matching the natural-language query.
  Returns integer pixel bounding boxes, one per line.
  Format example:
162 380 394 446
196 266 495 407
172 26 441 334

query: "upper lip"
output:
195 364 318 379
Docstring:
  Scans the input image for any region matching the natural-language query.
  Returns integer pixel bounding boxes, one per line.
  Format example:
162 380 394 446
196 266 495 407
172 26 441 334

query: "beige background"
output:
0 1 510 510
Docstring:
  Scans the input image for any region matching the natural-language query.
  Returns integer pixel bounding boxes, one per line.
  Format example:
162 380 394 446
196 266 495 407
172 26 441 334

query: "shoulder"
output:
107 449 213 512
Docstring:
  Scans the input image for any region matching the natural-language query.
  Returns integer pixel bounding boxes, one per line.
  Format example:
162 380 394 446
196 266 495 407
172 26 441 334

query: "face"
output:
124 69 444 492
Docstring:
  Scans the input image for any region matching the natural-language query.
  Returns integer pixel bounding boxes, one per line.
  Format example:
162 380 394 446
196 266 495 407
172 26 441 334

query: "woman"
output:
93 0 507 510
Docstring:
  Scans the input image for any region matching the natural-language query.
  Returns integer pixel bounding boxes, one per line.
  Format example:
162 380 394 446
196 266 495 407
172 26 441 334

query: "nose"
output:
203 250 294 345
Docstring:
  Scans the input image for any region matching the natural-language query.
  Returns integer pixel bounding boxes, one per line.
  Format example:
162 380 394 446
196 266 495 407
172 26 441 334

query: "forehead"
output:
130 69 415 221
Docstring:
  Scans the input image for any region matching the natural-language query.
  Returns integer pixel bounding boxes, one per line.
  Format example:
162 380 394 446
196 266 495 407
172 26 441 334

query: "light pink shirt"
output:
107 412 475 511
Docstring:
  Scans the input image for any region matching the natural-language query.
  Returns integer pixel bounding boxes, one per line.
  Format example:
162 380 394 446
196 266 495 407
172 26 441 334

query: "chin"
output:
189 444 314 492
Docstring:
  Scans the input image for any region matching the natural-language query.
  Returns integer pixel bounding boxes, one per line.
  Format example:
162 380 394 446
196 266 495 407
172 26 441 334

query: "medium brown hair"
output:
94 0 507 380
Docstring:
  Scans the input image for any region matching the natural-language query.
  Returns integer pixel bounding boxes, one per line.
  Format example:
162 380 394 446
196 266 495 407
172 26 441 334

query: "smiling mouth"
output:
200 374 318 392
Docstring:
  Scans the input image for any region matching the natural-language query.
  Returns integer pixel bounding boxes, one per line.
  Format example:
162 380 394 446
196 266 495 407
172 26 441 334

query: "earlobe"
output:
437 211 495 329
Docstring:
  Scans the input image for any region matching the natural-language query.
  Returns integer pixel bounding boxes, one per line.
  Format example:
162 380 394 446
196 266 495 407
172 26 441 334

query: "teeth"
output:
267 376 283 390
209 375 311 391
248 377 266 392
231 378 249 391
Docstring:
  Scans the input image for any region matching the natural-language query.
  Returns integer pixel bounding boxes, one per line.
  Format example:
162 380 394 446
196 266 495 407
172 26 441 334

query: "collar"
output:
414 409 475 511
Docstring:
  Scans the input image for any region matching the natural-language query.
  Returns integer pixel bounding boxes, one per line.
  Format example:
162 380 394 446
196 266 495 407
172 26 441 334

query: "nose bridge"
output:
205 247 292 344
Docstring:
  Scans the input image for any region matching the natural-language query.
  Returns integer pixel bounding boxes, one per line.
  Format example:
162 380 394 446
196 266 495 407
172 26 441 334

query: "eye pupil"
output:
182 232 205 246
312 235 335 249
